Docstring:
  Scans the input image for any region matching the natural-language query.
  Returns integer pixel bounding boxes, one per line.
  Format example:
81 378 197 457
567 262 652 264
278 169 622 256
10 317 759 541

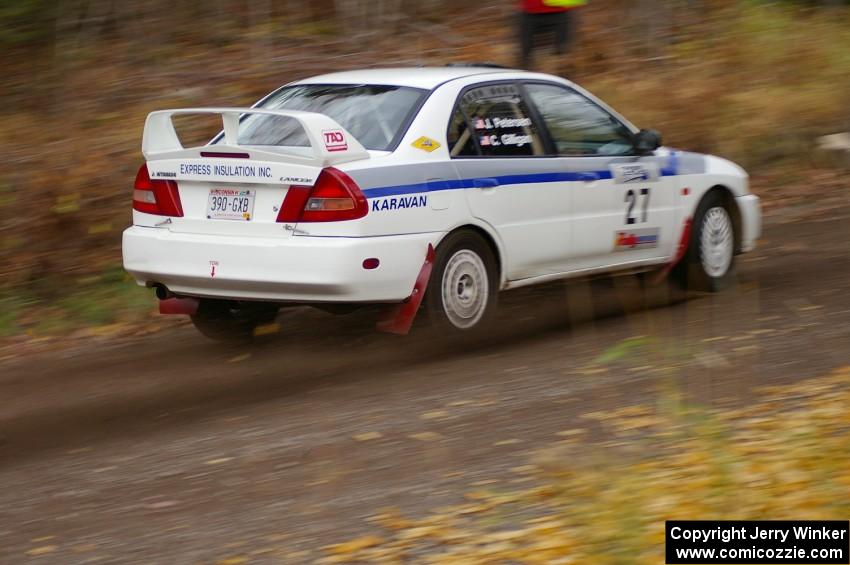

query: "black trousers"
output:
518 11 575 68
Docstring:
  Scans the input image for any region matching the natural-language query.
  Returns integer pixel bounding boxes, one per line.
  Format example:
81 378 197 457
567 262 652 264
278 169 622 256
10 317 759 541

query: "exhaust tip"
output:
152 284 172 300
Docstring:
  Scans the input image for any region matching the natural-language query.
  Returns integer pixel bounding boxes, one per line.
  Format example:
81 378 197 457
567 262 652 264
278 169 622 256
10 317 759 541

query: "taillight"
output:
133 163 184 217
276 167 368 223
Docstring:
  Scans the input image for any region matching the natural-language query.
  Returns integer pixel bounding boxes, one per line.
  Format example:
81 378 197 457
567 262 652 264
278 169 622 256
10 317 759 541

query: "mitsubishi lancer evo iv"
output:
122 65 761 341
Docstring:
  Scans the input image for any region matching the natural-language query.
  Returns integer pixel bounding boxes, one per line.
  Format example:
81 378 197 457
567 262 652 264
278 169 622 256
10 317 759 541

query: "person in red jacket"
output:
518 0 584 69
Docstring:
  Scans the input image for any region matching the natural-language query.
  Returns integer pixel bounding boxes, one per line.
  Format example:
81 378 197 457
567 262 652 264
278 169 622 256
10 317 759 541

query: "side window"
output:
447 83 545 158
447 106 479 157
524 83 635 157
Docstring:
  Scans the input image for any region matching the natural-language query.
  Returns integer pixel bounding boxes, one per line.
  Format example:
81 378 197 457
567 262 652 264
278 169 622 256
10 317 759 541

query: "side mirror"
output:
634 129 662 155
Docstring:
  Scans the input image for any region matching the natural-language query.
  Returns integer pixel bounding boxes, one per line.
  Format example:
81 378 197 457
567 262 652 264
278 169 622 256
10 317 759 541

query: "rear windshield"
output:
233 84 427 151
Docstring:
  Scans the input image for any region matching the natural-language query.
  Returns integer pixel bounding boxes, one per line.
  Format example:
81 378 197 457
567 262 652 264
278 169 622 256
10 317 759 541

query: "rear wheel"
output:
191 299 279 342
425 231 498 334
674 191 737 292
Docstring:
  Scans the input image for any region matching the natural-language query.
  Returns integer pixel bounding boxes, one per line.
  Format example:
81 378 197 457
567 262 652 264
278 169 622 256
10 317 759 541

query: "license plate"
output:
206 188 255 221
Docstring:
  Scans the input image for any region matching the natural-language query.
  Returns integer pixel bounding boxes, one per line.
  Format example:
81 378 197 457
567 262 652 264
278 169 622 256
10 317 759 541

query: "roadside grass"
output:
317 366 850 564
0 266 156 339
579 4 850 171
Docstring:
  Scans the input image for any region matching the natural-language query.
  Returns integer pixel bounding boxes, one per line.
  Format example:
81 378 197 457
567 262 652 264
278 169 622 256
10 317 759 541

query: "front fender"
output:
703 155 750 197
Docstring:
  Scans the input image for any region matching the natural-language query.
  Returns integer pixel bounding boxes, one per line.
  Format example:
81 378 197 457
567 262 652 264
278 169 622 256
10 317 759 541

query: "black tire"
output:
191 299 279 343
674 191 738 292
425 230 499 334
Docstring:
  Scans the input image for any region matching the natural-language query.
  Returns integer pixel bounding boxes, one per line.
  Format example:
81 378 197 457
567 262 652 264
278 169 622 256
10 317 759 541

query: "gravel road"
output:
1 194 848 563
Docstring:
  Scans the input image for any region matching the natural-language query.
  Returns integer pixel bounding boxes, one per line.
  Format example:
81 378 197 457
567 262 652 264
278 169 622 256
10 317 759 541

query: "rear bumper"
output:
736 194 761 253
122 226 439 303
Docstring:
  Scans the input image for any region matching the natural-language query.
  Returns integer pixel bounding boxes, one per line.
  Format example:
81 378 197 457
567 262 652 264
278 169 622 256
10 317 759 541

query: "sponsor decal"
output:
614 227 660 250
462 84 520 105
411 136 441 153
159 163 273 179
280 176 313 184
611 163 658 184
370 195 428 212
178 163 209 176
322 129 348 152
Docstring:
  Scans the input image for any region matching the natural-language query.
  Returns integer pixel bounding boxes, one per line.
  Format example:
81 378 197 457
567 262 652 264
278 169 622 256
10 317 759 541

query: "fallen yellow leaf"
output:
494 439 521 446
447 400 474 407
253 322 280 336
26 546 57 556
217 558 248 565
556 429 586 437
509 465 538 474
325 535 385 554
409 432 443 441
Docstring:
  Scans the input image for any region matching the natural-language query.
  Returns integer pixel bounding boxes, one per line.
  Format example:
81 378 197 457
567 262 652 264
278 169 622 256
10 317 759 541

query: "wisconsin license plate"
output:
206 188 255 221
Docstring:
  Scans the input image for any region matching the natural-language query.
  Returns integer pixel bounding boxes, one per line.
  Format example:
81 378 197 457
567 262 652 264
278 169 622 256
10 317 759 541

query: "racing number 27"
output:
625 188 650 225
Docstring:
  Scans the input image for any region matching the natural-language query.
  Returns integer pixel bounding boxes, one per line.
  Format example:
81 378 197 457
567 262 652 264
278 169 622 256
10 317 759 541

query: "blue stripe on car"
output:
363 158 680 200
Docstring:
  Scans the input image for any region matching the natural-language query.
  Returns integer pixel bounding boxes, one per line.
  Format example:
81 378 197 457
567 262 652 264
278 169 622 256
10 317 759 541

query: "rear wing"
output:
141 108 370 185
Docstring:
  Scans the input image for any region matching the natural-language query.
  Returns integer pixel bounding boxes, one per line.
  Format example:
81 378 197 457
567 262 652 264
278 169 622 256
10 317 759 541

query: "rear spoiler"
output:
142 107 370 167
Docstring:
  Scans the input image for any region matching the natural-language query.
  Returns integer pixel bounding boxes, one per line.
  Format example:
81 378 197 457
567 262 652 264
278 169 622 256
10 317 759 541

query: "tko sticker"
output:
611 163 659 184
614 228 660 250
411 136 441 153
371 195 427 212
322 129 348 152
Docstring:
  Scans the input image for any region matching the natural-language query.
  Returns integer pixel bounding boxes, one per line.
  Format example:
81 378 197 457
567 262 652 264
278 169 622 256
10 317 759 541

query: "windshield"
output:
232 84 427 151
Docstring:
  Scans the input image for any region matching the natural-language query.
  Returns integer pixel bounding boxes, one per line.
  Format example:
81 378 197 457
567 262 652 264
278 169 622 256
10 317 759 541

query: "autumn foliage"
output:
0 1 848 334
317 366 850 563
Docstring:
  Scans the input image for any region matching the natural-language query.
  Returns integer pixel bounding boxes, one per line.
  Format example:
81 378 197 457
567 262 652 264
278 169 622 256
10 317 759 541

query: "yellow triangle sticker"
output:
412 136 441 153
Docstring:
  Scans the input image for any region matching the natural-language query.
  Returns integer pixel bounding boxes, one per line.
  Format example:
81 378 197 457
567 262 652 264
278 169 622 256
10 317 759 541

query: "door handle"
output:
577 172 601 182
473 178 500 189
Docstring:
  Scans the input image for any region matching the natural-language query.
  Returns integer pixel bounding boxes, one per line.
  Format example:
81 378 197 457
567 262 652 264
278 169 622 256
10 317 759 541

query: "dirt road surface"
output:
1 193 848 563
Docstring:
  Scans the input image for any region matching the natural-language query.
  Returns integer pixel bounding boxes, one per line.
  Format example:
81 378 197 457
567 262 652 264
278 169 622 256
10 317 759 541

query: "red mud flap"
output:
376 244 435 335
652 217 692 285
159 297 199 316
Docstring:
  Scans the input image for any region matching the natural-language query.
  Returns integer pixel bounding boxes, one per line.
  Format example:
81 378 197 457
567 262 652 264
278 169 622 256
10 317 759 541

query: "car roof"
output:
291 67 527 90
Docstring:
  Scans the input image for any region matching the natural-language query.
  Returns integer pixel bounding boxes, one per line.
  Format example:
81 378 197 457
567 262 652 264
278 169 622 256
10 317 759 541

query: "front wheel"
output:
425 231 499 334
191 299 279 342
674 191 737 292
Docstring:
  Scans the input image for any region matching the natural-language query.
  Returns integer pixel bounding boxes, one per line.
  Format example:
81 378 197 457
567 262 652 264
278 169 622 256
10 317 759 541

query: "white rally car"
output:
123 65 761 340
